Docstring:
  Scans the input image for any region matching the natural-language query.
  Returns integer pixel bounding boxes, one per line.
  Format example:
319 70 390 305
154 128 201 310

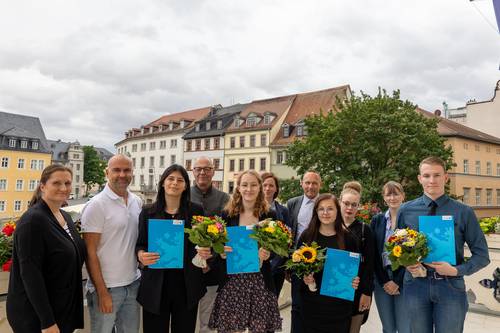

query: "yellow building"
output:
0 111 52 220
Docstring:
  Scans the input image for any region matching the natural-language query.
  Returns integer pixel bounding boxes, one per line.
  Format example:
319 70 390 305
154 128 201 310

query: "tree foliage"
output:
285 89 454 206
83 145 106 195
278 178 303 203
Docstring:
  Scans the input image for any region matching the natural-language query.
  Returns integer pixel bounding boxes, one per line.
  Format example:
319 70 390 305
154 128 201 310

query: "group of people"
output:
5 155 490 333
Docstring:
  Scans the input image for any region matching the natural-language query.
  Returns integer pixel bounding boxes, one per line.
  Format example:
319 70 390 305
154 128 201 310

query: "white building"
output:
47 140 85 199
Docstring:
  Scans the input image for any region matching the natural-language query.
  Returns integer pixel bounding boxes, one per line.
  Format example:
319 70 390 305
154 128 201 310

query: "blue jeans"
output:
373 280 410 333
87 279 141 333
403 274 468 333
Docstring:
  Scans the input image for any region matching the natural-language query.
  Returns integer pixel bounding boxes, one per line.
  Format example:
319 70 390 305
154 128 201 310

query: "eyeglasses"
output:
341 201 359 209
193 167 214 173
317 207 335 214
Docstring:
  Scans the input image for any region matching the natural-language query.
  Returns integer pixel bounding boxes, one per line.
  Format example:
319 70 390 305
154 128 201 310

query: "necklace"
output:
166 207 179 219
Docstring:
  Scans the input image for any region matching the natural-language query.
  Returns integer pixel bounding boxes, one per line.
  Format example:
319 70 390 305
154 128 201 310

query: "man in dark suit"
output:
287 171 322 333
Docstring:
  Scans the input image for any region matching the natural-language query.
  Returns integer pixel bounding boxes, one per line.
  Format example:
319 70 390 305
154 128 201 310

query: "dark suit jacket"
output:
218 210 278 294
370 213 405 286
7 200 86 333
286 195 304 246
135 202 206 314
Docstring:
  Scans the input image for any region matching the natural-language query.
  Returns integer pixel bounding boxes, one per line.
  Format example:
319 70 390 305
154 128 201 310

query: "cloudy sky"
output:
0 0 498 151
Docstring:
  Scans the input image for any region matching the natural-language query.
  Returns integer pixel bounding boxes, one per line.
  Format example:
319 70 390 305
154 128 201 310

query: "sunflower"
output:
392 245 402 257
298 246 317 263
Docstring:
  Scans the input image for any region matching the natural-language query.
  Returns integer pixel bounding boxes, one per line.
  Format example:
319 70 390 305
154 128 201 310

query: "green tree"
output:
277 178 302 203
83 145 106 195
285 89 454 206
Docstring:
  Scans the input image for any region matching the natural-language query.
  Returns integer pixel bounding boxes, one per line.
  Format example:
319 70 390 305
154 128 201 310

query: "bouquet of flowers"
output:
250 219 293 257
0 221 16 272
284 242 327 291
185 215 228 268
385 228 429 277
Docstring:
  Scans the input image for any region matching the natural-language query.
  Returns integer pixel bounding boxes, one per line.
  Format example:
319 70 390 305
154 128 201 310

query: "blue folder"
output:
419 215 456 265
320 248 360 301
148 219 184 269
226 226 260 274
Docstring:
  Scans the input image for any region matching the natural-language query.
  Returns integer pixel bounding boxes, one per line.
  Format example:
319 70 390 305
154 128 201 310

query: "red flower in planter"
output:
2 222 16 237
2 258 12 272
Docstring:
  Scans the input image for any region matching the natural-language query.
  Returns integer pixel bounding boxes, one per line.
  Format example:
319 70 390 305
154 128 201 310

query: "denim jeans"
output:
373 280 410 333
87 279 141 333
403 274 468 333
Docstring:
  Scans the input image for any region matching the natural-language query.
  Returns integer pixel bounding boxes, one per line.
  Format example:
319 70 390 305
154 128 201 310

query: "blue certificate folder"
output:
148 219 184 269
320 248 360 301
226 226 260 274
419 215 456 265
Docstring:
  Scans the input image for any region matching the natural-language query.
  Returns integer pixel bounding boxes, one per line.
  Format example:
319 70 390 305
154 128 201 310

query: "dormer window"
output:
234 117 241 128
21 140 28 148
217 120 222 129
206 122 211 130
283 124 290 138
180 120 185 128
169 122 174 130
8 139 16 148
264 114 273 125
195 123 200 132
159 124 163 131
32 141 39 150
296 125 303 137
246 117 256 127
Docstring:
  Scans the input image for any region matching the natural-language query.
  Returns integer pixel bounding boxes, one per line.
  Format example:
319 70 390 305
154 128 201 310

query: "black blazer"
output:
219 210 278 294
286 195 304 246
135 202 206 314
7 200 86 333
370 213 405 286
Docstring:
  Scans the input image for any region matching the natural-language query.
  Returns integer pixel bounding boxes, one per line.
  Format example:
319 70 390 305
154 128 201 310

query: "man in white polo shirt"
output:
81 154 142 333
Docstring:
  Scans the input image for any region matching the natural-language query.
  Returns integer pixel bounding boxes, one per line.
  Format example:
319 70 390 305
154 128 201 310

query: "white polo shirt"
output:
81 184 142 290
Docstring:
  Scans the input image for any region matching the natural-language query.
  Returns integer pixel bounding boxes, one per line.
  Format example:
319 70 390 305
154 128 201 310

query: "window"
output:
1 157 9 168
260 134 267 146
149 157 155 167
0 201 5 212
76 164 81 171
463 143 468 150
214 137 220 150
206 122 211 130
228 181 235 194
170 139 177 148
38 160 44 170
217 120 223 129
497 148 500 155
283 125 290 137
76 175 80 183
497 163 500 176
475 161 481 175
214 158 220 170
132 158 136 167
29 180 38 191
160 141 166 149
14 201 22 212
30 159 37 169
204 138 211 150
239 159 244 171
486 189 492 205
140 157 145 168
140 175 145 185
260 158 266 171
264 114 271 125
463 159 469 173
475 144 480 151
249 158 255 170
187 140 192 151
462 188 470 203
132 176 135 186
73 153 80 159
0 179 6 190
475 188 481 205
246 117 256 127
32 141 38 150
170 155 176 165
140 143 146 151
195 123 200 132
230 137 236 149
9 138 16 147
132 144 137 152
486 146 491 153
497 189 500 206
239 136 245 148
150 142 156 150
159 156 165 168
20 140 27 148
297 125 304 136
250 135 256 147
185 159 192 170
229 159 235 172
487 162 492 175
18 158 25 169
195 139 201 151
234 118 241 128
16 179 24 191
277 151 284 164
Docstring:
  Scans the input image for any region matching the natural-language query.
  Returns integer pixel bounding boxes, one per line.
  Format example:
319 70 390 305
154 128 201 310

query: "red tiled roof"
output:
271 85 351 146
147 106 213 127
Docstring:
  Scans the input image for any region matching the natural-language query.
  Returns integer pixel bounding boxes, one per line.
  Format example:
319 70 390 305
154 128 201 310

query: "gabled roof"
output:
0 110 50 152
418 108 500 145
148 106 213 127
47 139 71 162
271 85 351 146
95 147 114 161
225 95 296 132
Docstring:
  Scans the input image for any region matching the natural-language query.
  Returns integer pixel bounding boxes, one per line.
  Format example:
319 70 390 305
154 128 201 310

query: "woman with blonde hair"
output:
209 170 282 333
339 181 375 333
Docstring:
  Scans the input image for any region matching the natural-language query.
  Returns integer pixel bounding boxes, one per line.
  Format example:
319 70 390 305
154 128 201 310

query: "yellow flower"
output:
298 246 317 263
292 252 303 263
407 229 417 238
392 245 402 257
207 224 219 235
264 226 275 233
403 239 415 247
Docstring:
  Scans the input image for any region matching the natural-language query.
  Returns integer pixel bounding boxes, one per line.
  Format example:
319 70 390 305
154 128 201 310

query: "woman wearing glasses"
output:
339 181 375 333
299 193 360 333
371 181 409 333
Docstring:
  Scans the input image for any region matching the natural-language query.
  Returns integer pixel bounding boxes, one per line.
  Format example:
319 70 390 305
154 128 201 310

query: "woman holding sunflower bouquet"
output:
209 170 282 333
297 193 361 333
